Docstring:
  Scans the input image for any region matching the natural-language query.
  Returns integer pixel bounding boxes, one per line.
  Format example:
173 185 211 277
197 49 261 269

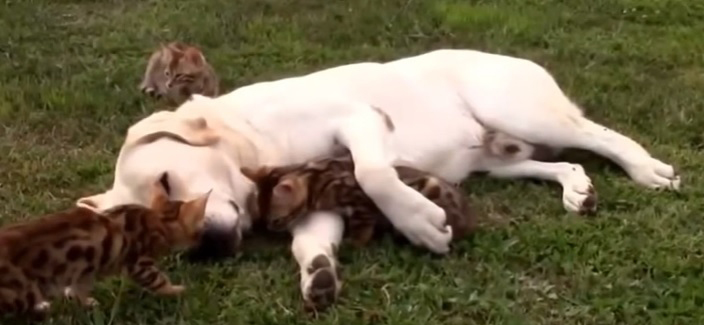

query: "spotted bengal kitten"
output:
0 176 210 319
139 42 220 106
242 154 478 245
240 154 479 310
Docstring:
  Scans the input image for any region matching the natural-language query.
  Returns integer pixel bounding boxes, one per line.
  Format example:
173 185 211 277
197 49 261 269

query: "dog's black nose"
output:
185 223 240 263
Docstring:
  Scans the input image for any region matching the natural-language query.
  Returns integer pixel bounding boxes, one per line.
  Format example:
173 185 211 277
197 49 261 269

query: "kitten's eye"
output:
164 70 171 77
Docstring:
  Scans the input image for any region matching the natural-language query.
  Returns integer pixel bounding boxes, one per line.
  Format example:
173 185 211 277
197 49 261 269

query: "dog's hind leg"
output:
481 159 597 214
560 118 679 190
462 63 679 191
484 109 680 191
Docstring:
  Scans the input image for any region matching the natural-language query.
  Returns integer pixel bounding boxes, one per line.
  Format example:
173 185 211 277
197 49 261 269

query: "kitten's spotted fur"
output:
241 155 478 246
0 175 209 319
241 155 478 311
139 42 220 106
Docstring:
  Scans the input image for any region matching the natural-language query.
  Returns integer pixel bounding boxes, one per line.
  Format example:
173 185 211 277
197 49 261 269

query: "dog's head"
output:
78 95 251 262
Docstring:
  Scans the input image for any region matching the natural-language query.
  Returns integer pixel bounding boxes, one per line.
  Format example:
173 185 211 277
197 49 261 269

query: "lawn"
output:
1 0 703 324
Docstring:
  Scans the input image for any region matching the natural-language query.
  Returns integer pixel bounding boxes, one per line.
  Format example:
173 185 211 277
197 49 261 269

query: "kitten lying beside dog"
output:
0 177 209 319
238 125 534 311
240 153 479 311
242 154 479 244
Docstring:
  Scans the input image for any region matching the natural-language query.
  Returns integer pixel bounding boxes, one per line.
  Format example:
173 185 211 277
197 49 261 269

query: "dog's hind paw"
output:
561 163 598 215
628 158 680 191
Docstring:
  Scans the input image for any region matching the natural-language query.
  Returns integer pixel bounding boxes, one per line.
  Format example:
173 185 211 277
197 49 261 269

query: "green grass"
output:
1 0 703 324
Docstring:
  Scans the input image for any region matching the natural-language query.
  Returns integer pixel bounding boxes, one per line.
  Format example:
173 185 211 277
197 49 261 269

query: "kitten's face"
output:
163 44 206 91
267 175 308 231
240 166 308 232
149 177 210 249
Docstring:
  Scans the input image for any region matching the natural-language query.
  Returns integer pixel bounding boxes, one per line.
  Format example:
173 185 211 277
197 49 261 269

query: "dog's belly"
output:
323 64 486 182
387 113 485 183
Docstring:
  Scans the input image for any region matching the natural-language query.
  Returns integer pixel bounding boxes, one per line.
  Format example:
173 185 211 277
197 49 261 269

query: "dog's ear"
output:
125 113 220 148
149 174 171 212
240 166 272 183
76 191 113 212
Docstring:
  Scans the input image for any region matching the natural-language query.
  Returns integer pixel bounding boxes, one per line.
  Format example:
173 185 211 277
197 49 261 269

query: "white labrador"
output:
77 49 679 307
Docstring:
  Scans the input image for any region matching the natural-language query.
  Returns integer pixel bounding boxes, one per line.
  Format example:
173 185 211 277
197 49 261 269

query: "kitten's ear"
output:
150 173 170 211
166 42 186 53
240 166 271 183
181 189 211 227
272 179 297 203
184 47 206 67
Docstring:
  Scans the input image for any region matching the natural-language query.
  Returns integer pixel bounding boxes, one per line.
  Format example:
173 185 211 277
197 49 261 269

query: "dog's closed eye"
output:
159 173 172 195
229 200 241 214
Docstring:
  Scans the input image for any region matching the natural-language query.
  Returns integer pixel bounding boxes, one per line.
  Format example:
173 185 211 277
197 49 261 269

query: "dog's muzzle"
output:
185 220 241 263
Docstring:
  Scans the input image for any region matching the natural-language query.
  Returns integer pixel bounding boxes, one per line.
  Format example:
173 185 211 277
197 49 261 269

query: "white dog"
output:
76 49 679 308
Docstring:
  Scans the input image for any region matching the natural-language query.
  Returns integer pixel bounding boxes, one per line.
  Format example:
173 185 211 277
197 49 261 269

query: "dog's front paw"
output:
560 163 597 215
389 199 453 254
301 254 342 312
627 158 680 191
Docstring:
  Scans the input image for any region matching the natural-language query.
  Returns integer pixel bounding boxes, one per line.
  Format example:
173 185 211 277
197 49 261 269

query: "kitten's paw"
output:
83 297 99 308
64 287 99 307
33 301 51 313
140 84 156 96
302 255 342 312
157 284 186 296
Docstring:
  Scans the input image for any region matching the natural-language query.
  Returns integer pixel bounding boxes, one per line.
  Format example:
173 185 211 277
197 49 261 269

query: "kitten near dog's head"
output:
148 174 212 249
139 42 220 106
240 165 310 231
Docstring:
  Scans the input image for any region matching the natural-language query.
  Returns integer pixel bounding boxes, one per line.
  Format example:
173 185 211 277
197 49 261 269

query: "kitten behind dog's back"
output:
139 42 220 106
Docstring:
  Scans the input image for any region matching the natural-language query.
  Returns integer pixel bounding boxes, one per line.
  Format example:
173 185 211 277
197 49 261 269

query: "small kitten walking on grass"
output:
241 154 479 311
0 175 210 319
139 42 220 106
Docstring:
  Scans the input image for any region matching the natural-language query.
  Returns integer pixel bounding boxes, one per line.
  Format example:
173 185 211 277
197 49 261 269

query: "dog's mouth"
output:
184 202 243 263
267 218 289 232
185 221 241 263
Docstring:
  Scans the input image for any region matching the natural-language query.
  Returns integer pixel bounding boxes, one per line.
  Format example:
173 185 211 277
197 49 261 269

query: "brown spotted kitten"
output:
139 42 220 106
0 176 209 318
241 155 478 247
